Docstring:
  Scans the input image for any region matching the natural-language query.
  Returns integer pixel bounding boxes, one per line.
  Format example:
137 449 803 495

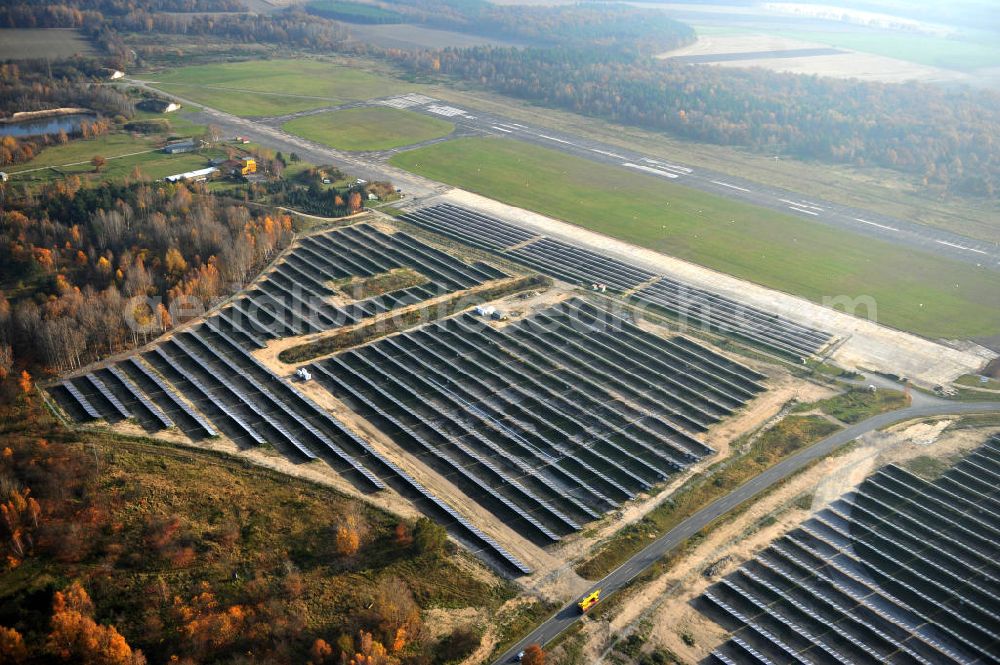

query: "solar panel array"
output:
309 298 765 543
212 223 506 347
400 204 832 359
700 436 1000 665
51 318 534 575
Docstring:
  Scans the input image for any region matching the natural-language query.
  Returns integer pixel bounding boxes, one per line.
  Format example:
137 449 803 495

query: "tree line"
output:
369 0 695 53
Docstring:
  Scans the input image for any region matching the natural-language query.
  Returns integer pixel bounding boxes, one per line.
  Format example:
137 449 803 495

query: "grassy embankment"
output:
0 388 509 662
574 388 908 580
148 59 415 116
391 137 1000 339
284 107 454 151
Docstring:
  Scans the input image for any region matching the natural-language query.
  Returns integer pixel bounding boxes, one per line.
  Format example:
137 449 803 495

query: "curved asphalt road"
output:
491 396 1000 664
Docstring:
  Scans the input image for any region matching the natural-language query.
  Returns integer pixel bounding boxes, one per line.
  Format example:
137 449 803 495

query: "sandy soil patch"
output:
659 33 971 85
711 51 971 84
439 189 996 387
703 371 835 458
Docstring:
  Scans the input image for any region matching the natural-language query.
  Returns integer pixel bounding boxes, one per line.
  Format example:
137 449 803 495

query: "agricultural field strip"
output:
702 437 1000 665
5 148 160 175
307 298 762 543
400 204 832 359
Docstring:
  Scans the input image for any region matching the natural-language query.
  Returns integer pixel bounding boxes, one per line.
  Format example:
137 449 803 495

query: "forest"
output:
0 178 295 377
372 0 696 52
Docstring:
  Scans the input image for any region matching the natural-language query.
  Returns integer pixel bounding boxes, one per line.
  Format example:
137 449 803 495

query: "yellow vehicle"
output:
578 589 601 613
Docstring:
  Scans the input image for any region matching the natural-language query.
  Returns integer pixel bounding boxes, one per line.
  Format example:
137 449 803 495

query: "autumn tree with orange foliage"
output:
348 191 363 213
171 583 250 660
342 631 394 665
308 638 334 665
334 502 366 557
371 576 421 651
0 487 41 567
521 644 545 665
0 626 27 664
17 371 31 395
47 581 145 665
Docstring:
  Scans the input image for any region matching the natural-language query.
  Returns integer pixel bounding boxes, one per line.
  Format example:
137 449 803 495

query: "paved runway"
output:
375 94 1000 268
133 80 1000 268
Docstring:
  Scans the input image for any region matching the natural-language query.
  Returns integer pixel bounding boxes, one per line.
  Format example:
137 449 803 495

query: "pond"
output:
0 113 96 138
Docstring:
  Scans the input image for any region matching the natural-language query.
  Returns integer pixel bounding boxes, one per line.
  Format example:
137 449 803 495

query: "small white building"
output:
108 70 125 80
475 305 497 318
164 166 219 183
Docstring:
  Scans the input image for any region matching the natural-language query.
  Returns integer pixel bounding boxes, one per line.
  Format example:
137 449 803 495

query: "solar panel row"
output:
400 204 833 359
702 437 1000 665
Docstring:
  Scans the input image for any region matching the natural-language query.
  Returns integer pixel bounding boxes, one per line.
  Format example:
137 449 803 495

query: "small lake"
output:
0 113 96 138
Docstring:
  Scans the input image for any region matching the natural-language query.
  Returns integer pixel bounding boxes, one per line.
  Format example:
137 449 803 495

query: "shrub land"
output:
0 385 508 664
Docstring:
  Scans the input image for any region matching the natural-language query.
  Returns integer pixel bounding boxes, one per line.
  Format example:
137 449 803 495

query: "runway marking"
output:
788 206 819 216
538 134 574 145
509 123 528 129
711 180 751 192
491 126 513 133
426 104 467 117
780 198 823 212
623 162 679 179
589 148 626 159
643 158 692 173
854 217 899 232
935 240 988 255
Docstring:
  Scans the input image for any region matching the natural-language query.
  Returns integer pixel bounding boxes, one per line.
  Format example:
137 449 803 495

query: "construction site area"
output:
46 201 1000 665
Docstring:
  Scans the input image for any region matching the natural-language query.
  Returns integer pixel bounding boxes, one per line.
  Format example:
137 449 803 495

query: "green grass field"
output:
283 107 454 151
6 130 224 184
148 59 414 116
391 137 1000 339
0 28 94 60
